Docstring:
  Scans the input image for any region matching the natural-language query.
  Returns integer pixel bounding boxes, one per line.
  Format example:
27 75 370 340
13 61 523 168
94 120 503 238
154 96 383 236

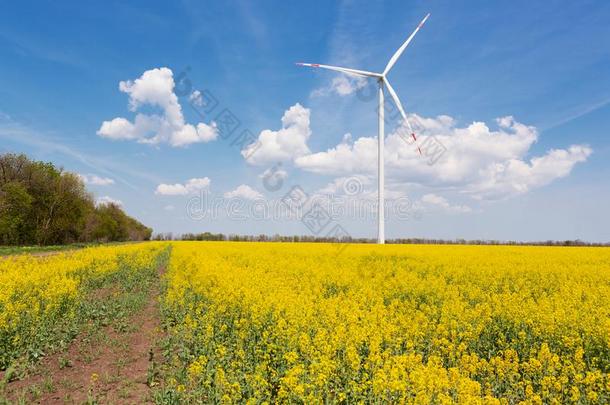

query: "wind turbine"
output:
297 13 430 244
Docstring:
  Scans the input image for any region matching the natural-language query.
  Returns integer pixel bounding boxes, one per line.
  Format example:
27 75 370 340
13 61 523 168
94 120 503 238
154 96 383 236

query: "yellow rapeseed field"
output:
161 242 610 404
0 242 167 368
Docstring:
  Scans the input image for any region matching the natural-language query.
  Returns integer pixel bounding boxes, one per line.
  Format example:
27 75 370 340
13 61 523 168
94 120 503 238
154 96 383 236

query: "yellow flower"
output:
159 241 610 402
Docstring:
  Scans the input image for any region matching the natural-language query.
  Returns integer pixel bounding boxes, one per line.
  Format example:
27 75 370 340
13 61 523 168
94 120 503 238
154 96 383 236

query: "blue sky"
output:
1 0 609 241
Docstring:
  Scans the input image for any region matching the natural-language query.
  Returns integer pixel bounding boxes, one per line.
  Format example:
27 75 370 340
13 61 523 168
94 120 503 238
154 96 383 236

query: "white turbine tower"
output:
297 13 430 244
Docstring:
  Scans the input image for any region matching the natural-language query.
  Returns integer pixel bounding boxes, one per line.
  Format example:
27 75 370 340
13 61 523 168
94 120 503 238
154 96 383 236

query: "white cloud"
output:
78 174 115 186
97 196 123 206
295 135 377 175
189 90 203 106
465 145 592 200
313 176 409 209
419 193 472 214
295 114 592 200
316 175 371 196
311 74 367 97
223 184 263 200
97 117 138 140
242 103 311 165
155 177 211 196
97 67 218 147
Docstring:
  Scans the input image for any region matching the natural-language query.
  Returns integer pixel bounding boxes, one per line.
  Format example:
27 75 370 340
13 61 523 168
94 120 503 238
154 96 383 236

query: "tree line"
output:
0 153 152 246
162 232 609 247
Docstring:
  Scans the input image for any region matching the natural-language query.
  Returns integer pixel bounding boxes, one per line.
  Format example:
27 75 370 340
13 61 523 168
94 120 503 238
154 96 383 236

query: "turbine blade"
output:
296 62 382 78
384 79 417 140
383 13 430 76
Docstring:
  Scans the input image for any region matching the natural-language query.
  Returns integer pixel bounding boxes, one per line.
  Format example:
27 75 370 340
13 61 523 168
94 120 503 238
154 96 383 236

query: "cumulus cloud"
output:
97 67 218 147
311 74 367 97
418 193 472 214
78 174 115 186
155 177 211 196
242 103 311 165
295 114 592 200
467 145 592 199
223 184 263 200
295 136 377 175
97 196 122 206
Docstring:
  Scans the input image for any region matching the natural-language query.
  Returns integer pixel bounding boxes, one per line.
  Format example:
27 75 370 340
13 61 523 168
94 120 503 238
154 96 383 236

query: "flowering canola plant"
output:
161 242 610 403
0 242 167 368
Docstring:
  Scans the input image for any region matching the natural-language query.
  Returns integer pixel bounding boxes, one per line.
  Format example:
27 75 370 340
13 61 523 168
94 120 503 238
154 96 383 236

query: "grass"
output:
0 241 142 257
0 243 87 256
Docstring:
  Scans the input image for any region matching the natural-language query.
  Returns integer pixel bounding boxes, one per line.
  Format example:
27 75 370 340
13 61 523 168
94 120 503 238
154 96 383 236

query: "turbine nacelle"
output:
296 13 430 140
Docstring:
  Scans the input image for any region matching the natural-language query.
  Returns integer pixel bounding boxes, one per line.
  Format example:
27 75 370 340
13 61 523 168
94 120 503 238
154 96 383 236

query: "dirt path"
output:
5 269 165 404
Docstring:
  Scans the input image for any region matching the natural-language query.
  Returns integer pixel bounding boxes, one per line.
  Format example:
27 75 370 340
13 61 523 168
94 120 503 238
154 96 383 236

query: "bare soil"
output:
4 270 165 404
